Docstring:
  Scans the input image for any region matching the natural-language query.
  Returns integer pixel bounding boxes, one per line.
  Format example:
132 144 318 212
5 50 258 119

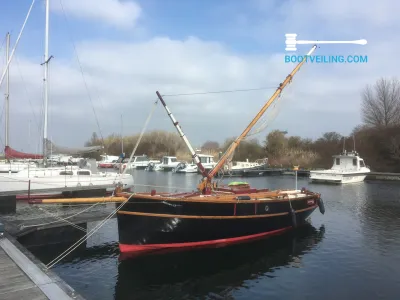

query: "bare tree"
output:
202 141 220 151
361 77 400 127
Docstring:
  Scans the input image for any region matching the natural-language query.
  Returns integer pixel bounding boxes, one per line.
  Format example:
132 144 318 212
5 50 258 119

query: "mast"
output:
5 33 10 149
42 0 50 166
200 45 317 193
0 0 35 88
28 119 31 152
121 114 124 154
342 136 345 153
155 91 209 177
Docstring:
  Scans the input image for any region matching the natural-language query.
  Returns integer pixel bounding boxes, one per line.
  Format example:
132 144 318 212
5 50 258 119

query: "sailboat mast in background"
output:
5 32 10 149
42 0 50 165
121 114 124 154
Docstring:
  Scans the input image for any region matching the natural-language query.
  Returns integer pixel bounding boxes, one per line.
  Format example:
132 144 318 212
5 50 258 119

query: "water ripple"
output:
20 174 400 300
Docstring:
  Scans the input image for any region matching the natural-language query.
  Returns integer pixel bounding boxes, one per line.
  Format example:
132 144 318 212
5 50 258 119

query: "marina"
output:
1 173 398 300
0 0 399 299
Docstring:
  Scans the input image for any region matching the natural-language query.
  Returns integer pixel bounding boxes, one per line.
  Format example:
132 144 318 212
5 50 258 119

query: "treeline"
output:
85 77 400 172
85 131 188 161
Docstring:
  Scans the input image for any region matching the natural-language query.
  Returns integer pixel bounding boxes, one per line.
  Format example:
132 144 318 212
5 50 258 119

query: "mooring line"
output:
21 202 101 229
36 207 87 232
45 193 134 269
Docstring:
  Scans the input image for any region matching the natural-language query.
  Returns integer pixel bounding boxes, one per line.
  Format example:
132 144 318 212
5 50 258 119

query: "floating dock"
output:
366 172 400 181
275 170 400 181
0 234 84 300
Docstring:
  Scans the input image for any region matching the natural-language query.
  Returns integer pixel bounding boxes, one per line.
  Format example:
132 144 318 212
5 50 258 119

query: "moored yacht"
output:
309 150 370 184
0 159 38 173
0 166 134 194
158 156 181 171
122 155 151 170
220 158 268 175
145 160 163 171
97 154 119 168
174 154 216 173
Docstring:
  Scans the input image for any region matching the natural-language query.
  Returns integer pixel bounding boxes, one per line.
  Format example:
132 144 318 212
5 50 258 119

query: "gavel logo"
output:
285 34 367 51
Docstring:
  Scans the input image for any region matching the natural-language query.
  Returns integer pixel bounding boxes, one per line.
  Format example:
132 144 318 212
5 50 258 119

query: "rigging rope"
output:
21 202 101 229
246 98 283 138
45 193 133 269
43 100 159 268
58 0 106 147
38 206 87 232
213 94 286 181
161 86 277 97
120 99 159 176
0 0 35 87
14 55 41 132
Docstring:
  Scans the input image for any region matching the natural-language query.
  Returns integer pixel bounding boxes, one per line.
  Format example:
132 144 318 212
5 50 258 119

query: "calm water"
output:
25 171 400 300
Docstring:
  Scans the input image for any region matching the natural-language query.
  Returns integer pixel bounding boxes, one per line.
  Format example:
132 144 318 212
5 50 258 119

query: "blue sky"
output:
0 0 398 152
2 0 276 57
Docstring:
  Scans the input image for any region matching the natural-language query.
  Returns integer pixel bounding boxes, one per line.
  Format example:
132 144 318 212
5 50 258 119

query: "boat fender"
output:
290 208 297 228
151 189 156 196
317 198 325 215
236 195 251 200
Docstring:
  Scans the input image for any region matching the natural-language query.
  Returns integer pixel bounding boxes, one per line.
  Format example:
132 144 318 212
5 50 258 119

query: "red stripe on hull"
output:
119 226 292 257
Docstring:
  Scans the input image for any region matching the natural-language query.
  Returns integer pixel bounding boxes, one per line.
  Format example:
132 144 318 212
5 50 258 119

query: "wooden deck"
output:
0 237 79 300
0 247 47 299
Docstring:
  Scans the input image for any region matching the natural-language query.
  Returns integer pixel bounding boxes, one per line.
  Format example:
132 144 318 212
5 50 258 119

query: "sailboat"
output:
0 32 39 173
114 45 325 258
0 0 134 194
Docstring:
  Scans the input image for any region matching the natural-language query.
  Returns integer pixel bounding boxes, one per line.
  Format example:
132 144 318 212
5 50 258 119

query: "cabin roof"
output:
332 151 364 159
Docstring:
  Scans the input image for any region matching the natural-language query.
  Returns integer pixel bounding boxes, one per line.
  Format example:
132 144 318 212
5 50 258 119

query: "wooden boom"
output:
156 91 209 178
198 44 318 193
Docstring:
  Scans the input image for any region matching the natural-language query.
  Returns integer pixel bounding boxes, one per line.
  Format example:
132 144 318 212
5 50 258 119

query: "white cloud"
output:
0 0 399 152
51 0 141 29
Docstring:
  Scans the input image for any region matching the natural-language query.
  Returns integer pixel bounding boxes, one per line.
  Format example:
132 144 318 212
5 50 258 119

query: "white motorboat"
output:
97 154 119 168
174 154 216 173
145 160 163 171
157 156 182 171
222 158 268 174
121 155 151 170
309 150 370 184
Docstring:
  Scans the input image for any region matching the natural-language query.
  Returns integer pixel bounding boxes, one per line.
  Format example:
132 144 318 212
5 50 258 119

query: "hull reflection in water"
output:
26 241 119 265
115 224 325 300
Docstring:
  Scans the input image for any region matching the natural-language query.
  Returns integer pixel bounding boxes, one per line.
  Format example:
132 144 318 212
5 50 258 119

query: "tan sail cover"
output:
45 139 103 155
